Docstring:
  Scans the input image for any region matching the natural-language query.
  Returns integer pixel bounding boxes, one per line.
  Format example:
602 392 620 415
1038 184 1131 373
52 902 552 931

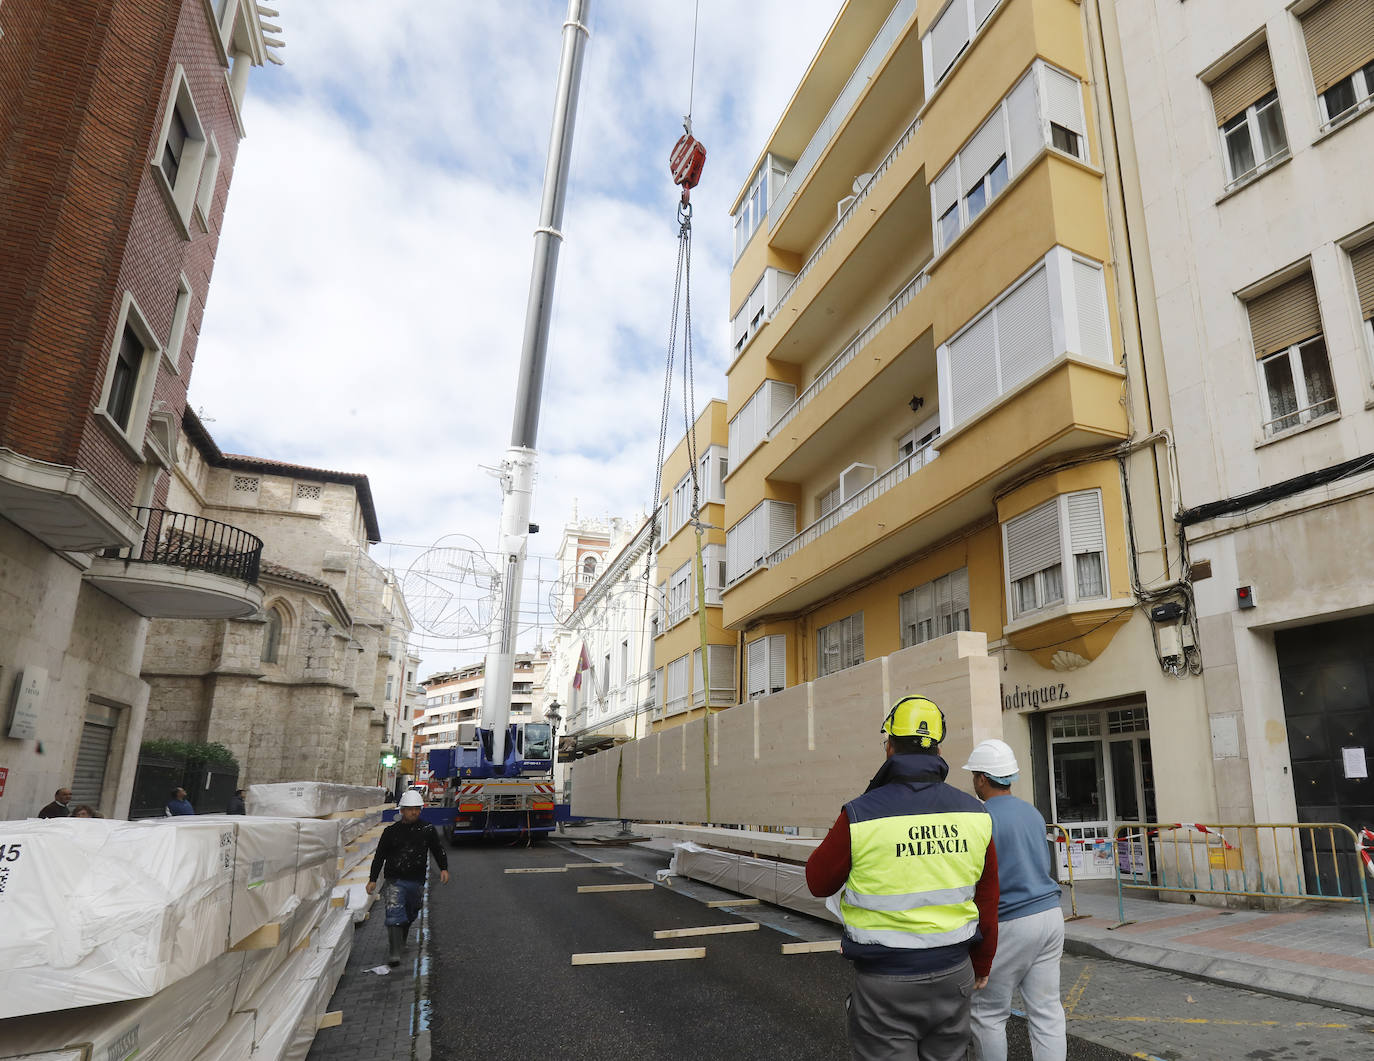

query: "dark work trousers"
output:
847 956 975 1061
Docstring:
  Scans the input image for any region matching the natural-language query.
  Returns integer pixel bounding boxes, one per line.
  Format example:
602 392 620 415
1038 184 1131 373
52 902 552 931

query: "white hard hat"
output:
399 790 424 808
961 739 1019 778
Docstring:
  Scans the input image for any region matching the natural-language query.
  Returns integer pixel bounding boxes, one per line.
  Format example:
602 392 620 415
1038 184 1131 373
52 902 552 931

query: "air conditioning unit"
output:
457 722 479 747
839 462 877 500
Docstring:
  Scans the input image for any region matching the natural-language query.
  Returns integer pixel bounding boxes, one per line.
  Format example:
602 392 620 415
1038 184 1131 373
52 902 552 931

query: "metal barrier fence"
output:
1045 823 1088 921
1111 821 1373 948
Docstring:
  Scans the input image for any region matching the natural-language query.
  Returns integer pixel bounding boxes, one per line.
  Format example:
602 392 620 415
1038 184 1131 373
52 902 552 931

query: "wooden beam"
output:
330 895 347 908
318 1011 343 1029
504 867 567 874
780 940 842 954
571 947 705 965
577 883 654 894
230 922 282 951
653 923 760 939
564 861 625 869
706 897 760 908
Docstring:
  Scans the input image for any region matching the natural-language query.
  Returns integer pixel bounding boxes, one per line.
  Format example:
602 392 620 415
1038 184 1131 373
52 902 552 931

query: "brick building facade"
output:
0 1 279 819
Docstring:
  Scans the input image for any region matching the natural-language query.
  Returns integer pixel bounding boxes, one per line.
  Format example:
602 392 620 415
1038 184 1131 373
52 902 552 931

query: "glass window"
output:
106 325 143 429
1221 91 1286 187
1050 124 1081 158
1260 337 1336 436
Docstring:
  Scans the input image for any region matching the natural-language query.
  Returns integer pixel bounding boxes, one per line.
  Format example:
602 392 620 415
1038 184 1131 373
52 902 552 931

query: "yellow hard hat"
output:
881 695 945 749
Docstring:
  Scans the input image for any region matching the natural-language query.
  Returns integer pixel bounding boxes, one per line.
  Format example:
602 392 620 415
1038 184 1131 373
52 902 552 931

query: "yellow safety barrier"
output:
1110 821 1373 948
1045 823 1088 921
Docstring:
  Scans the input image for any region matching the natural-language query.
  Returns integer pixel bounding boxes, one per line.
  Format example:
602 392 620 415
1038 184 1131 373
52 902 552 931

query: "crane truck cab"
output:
427 720 557 842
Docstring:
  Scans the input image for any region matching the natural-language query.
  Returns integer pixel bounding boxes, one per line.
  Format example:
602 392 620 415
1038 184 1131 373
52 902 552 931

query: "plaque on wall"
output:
7 667 46 741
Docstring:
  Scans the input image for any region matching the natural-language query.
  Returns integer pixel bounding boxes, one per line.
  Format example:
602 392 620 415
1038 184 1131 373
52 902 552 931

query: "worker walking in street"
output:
806 696 999 1061
367 789 450 966
962 739 1066 1061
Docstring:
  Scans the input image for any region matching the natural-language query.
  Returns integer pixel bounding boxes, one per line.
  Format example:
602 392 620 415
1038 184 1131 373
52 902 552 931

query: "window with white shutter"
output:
666 656 689 714
973 0 1001 29
726 499 796 584
1073 259 1110 363
668 562 692 627
996 266 1054 391
899 568 971 647
933 161 962 252
818 613 865 677
947 308 999 424
691 645 738 706
1043 64 1086 160
960 114 1008 223
1006 70 1040 175
728 380 796 470
703 543 726 605
747 635 787 697
1004 490 1107 619
928 0 971 89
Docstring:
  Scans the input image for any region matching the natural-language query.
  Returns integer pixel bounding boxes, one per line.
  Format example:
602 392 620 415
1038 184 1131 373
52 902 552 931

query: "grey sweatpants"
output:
970 907 1066 1061
847 957 975 1061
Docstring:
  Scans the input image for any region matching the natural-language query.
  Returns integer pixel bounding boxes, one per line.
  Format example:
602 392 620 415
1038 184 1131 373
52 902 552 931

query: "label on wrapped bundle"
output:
107 1023 139 1061
0 840 23 900
249 858 266 888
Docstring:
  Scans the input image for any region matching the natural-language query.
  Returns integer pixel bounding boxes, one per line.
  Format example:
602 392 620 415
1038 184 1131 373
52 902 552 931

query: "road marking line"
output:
653 923 760 939
1063 965 1093 1018
1074 1015 1351 1029
504 867 567 874
781 940 842 954
707 898 761 907
565 861 625 869
571 947 705 965
577 883 655 893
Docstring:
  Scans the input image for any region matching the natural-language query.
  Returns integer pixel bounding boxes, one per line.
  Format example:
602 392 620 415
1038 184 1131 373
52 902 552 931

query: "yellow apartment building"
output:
721 0 1212 873
652 399 737 732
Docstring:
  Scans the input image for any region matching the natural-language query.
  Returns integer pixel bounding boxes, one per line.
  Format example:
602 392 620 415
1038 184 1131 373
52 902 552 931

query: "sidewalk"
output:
1059 879 1374 1015
306 888 426 1061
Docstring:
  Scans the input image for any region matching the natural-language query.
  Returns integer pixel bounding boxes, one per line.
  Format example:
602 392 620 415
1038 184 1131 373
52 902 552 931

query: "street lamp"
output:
545 700 563 828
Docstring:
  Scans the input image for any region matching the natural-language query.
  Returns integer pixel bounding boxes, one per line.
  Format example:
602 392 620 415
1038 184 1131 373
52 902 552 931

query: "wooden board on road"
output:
653 922 760 939
706 897 760 907
577 883 655 893
781 940 842 954
571 947 706 965
504 867 567 874
565 861 625 869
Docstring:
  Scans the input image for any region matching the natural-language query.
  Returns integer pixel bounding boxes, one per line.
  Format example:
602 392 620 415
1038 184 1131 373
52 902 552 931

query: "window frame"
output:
163 273 193 374
899 567 970 648
1218 89 1289 190
1255 335 1339 437
817 612 865 678
95 292 163 453
746 634 786 698
1316 60 1374 131
1002 489 1109 622
151 65 210 238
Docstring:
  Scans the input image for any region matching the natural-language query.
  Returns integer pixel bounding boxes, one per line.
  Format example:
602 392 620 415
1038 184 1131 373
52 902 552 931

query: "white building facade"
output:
1113 0 1374 848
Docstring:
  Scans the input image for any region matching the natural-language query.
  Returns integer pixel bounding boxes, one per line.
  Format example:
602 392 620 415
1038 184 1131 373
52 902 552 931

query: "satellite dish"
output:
852 172 874 195
401 534 500 640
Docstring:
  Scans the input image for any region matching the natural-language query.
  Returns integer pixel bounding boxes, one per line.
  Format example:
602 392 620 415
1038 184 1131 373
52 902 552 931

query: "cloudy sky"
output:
192 1 839 675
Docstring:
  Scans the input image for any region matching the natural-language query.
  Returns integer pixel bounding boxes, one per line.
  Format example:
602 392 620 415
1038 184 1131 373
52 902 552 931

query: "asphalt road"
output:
424 835 1135 1060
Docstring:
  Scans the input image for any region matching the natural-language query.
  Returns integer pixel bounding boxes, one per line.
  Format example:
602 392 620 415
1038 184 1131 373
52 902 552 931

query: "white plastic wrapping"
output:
295 818 344 901
339 808 383 847
669 841 840 925
190 1013 256 1061
0 818 236 1018
668 841 739 891
0 946 247 1061
246 782 385 818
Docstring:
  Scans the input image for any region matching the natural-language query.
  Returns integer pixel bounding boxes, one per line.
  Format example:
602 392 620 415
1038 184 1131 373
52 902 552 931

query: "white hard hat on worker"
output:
961 738 1019 785
398 790 424 808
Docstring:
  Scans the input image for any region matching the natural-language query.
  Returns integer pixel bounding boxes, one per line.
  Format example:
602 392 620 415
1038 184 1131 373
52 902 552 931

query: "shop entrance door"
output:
1049 703 1155 879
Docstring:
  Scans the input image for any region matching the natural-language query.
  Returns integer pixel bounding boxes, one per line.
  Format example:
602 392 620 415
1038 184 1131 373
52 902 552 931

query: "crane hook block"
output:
669 133 707 198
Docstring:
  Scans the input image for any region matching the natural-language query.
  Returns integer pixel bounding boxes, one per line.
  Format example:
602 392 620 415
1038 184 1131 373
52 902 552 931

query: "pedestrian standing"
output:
226 789 247 815
962 739 1066 1061
37 787 73 818
165 787 195 815
806 696 999 1061
366 789 449 966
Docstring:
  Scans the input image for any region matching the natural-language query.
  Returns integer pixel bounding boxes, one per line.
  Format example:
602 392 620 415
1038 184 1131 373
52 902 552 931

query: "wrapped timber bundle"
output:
669 841 839 925
0 814 350 1056
246 781 386 818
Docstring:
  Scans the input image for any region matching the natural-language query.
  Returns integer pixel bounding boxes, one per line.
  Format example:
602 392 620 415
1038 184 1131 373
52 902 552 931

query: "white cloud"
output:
192 0 839 675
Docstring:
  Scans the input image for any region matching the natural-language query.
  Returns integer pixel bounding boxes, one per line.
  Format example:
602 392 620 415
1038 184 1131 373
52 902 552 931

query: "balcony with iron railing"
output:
84 507 263 619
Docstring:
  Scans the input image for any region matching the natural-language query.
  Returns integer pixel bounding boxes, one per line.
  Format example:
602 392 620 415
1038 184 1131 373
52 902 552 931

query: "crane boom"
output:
479 0 592 773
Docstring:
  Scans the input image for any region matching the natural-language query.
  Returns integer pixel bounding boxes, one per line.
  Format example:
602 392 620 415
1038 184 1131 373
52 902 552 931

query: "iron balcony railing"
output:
769 267 930 439
768 0 917 232
766 439 938 568
111 507 263 585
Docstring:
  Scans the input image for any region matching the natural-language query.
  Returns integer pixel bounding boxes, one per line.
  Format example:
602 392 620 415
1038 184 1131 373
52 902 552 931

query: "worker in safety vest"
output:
806 696 999 1061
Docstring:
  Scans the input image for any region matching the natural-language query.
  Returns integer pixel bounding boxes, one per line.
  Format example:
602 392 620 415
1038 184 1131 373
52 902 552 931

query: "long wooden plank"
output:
653 922 760 939
229 922 282 951
504 867 567 874
317 1011 343 1029
577 883 655 894
706 897 761 908
564 861 625 869
571 947 706 965
780 939 842 954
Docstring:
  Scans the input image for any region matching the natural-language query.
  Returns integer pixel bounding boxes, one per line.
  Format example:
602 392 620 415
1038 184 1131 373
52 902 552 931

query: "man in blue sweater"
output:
962 739 1065 1061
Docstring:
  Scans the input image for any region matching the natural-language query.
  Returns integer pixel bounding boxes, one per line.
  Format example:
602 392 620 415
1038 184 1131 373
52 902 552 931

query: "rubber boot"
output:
387 925 404 966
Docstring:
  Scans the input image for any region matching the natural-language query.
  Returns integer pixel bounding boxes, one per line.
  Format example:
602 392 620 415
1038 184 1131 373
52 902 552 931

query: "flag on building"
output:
572 642 591 691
